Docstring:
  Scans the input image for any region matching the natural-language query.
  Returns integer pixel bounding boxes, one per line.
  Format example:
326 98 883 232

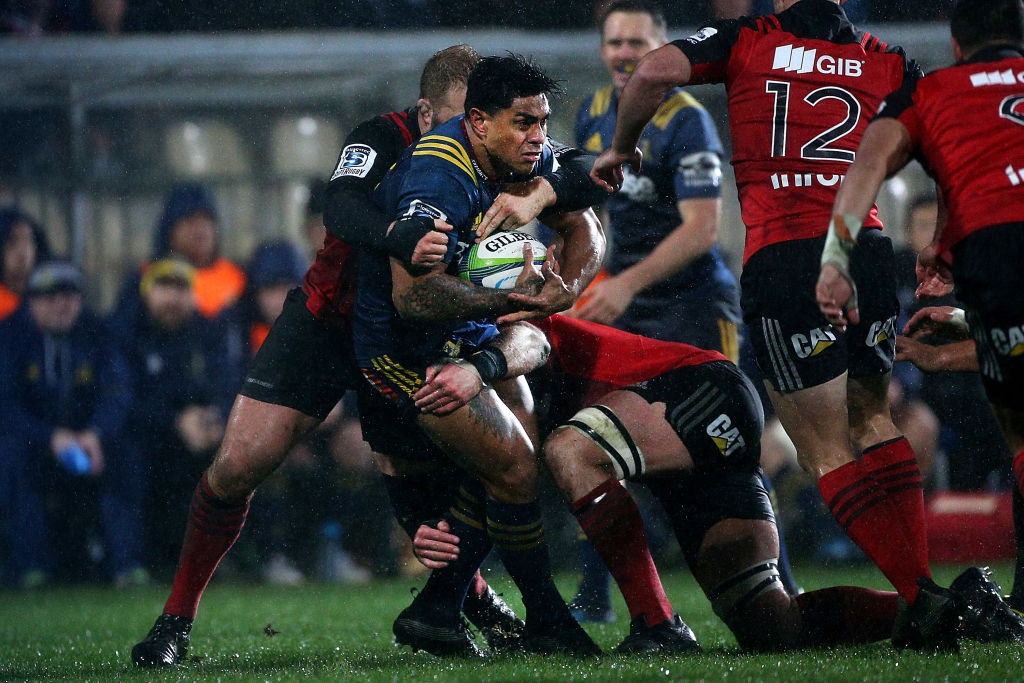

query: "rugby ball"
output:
458 230 547 290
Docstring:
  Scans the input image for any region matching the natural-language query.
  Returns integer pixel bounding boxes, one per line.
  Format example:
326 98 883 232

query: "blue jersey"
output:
576 87 734 298
354 115 556 366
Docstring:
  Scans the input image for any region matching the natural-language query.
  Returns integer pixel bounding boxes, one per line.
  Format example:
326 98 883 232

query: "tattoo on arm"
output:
397 273 522 322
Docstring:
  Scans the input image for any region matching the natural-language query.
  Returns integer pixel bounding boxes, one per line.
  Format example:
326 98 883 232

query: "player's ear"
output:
416 98 433 130
466 107 489 138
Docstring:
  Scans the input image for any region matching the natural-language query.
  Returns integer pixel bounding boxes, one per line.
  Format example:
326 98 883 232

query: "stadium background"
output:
2 17 951 310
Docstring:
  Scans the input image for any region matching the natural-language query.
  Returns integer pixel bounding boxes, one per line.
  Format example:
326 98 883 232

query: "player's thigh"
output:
764 376 853 476
209 395 321 498
543 389 691 501
494 375 539 450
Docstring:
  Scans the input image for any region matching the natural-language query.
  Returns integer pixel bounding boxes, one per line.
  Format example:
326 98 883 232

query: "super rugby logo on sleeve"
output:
403 199 447 222
330 144 377 180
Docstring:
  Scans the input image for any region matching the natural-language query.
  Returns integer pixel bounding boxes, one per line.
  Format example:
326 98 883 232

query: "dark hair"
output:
598 0 667 36
464 54 562 116
419 44 481 102
951 0 1024 54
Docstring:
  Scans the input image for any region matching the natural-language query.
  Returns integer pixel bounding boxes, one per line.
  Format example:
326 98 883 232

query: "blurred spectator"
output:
304 177 328 262
48 0 130 33
894 196 1011 490
111 184 246 333
0 260 144 587
116 258 239 576
0 0 51 35
0 207 50 322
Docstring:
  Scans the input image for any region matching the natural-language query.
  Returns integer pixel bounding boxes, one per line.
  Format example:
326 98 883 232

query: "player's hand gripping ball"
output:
458 230 547 289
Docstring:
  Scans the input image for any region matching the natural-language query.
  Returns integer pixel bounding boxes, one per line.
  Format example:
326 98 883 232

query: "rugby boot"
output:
462 584 525 652
1006 594 1024 617
393 601 485 658
891 577 964 652
522 615 602 656
616 614 701 654
131 613 193 667
950 567 1024 643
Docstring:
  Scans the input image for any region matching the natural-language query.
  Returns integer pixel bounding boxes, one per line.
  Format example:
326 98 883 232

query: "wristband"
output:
949 308 968 334
468 348 508 385
385 215 439 263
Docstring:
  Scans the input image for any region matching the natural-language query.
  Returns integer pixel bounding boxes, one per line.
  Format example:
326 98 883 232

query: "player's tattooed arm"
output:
390 258 543 322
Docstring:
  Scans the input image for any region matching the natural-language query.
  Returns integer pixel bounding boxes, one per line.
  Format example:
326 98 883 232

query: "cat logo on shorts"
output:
791 326 836 359
707 413 745 457
866 316 897 348
991 325 1024 357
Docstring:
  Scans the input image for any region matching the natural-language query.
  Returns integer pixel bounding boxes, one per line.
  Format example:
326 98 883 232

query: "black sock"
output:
1012 486 1024 603
382 470 459 539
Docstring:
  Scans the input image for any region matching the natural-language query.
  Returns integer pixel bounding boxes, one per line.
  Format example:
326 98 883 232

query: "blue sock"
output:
486 496 566 625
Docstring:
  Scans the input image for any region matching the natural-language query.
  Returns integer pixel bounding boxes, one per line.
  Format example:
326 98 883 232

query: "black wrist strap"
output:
385 215 437 263
468 348 508 384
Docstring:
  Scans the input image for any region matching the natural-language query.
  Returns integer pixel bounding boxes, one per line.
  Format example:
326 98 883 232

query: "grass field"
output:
2 562 1021 682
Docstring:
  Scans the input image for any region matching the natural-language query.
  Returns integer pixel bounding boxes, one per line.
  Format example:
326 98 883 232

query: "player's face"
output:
601 11 664 94
29 290 82 334
483 94 550 175
3 220 37 287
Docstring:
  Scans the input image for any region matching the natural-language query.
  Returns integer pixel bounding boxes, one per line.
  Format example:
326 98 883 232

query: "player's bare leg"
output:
132 396 321 667
544 389 701 654
766 374 962 649
407 386 598 655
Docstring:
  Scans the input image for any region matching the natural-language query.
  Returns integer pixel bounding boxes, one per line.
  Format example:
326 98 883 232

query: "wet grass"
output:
1 563 1020 681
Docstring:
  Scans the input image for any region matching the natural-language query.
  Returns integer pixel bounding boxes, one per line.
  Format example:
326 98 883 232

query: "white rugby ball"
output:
458 230 547 290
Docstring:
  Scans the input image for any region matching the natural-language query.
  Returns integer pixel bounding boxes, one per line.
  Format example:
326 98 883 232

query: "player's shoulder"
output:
410 117 478 186
581 85 615 119
651 89 707 131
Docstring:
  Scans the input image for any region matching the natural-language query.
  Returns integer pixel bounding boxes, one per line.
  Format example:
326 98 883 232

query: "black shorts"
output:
628 361 765 475
355 378 448 462
238 288 360 421
741 230 898 393
951 222 1024 410
645 468 775 567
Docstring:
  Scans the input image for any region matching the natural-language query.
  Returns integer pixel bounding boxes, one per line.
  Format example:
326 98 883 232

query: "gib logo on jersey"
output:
970 69 1024 87
330 144 377 180
990 325 1024 357
772 45 863 77
791 326 837 359
706 413 745 457
866 316 897 348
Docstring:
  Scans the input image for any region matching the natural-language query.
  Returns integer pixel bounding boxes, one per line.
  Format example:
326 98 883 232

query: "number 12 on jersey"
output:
766 81 862 162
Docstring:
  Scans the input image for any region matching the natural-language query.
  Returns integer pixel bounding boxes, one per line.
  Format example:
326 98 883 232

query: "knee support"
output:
708 559 785 622
563 405 646 480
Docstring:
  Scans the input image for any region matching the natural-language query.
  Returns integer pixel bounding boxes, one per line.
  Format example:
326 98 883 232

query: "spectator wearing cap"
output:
0 207 51 322
116 258 241 575
111 185 246 335
0 260 144 587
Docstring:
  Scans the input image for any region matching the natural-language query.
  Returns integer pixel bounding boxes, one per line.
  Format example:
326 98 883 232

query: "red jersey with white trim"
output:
531 314 727 387
876 47 1024 254
302 108 418 325
671 0 917 263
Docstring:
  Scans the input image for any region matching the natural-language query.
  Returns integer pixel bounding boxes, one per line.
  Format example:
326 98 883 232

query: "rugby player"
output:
816 0 1024 633
589 0 967 650
130 45 601 667
354 54 606 656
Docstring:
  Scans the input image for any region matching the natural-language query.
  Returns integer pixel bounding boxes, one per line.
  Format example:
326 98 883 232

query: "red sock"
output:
818 459 927 603
163 473 251 619
861 436 930 587
794 587 899 646
1014 449 1024 496
571 479 672 626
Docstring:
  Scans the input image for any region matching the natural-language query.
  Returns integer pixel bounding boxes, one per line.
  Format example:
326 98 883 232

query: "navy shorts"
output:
740 230 898 393
952 222 1024 411
239 288 360 421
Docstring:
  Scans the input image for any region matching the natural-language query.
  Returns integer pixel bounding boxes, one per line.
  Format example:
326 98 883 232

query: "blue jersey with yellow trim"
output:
576 86 732 296
354 115 556 365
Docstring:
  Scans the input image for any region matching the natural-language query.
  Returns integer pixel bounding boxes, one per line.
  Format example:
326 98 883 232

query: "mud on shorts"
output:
951 222 1024 411
239 288 360 421
740 230 898 393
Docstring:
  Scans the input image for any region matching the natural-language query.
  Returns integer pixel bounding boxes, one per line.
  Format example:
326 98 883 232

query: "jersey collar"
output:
963 44 1024 65
779 0 858 45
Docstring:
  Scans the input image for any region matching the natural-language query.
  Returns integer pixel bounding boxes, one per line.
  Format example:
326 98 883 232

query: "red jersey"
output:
302 108 419 324
672 0 917 262
876 47 1024 254
531 314 727 388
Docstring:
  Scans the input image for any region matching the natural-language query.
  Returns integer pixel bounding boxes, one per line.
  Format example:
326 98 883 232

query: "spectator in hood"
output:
111 184 246 333
0 207 51 322
0 260 144 587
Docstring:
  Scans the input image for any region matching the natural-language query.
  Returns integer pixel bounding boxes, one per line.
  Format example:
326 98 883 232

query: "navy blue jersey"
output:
576 87 733 296
354 115 556 365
